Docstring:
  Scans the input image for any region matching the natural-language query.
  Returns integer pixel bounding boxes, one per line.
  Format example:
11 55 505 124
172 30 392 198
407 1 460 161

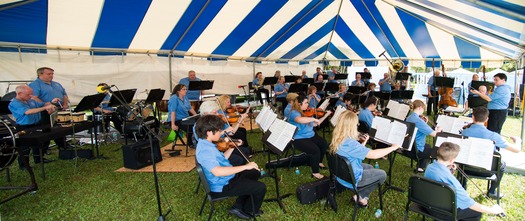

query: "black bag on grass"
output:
296 177 330 204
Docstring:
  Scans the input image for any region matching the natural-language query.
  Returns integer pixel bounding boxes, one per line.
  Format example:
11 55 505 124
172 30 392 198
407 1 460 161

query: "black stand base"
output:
1 146 38 205
261 146 291 212
382 151 405 195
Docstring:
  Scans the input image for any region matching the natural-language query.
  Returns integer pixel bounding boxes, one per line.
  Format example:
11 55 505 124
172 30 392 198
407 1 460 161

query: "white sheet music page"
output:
330 106 346 127
255 106 270 125
260 111 277 132
386 101 409 121
445 106 464 113
375 121 393 143
436 115 455 133
267 119 296 152
319 98 330 111
371 116 391 130
388 121 407 146
449 137 470 165
466 137 494 170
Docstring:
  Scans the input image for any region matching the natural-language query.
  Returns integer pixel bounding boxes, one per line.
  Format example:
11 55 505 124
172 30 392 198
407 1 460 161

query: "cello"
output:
437 64 458 108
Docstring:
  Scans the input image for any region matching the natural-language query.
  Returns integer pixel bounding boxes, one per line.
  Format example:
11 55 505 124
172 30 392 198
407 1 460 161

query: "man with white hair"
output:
179 70 202 101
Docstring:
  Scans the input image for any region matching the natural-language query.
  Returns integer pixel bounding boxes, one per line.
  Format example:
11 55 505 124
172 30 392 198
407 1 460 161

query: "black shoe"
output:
228 207 250 220
253 209 264 217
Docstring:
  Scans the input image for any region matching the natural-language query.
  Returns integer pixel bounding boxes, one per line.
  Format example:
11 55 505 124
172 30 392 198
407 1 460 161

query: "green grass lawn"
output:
1 116 524 220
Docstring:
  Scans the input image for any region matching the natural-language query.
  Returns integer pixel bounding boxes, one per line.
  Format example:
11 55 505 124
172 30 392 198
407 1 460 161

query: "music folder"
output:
189 80 214 91
284 75 296 83
368 91 391 101
395 72 411 81
471 81 495 93
288 83 308 94
323 82 339 93
302 78 314 85
313 82 325 92
369 116 417 151
347 86 366 94
434 76 454 88
467 95 488 108
384 100 410 121
334 73 348 80
435 132 494 170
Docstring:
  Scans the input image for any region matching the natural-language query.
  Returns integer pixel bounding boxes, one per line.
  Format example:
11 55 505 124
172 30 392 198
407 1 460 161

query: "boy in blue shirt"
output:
195 114 266 220
425 142 504 220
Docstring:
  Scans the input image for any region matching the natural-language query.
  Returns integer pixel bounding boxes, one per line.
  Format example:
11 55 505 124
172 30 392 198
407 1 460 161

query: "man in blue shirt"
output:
461 107 521 198
378 73 392 92
470 73 511 134
29 67 70 149
425 142 505 220
312 67 323 80
195 114 266 220
9 85 58 168
328 67 339 83
426 70 441 116
93 83 123 134
178 70 201 101
350 74 365 87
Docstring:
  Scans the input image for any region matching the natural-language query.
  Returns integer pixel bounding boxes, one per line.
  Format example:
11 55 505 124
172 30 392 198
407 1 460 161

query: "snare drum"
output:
71 112 85 122
142 104 153 117
56 111 71 123
127 104 141 121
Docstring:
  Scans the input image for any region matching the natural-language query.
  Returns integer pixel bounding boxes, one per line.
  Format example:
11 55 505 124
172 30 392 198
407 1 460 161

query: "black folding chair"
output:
459 151 503 204
325 153 383 220
196 162 256 221
404 175 457 221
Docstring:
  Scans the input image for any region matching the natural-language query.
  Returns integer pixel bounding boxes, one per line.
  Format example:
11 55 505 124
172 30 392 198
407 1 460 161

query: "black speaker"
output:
122 139 162 170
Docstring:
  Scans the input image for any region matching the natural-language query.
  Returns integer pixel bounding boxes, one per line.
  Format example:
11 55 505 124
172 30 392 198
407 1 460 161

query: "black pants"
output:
40 112 67 148
427 90 438 116
488 109 507 134
16 124 48 167
228 147 251 166
174 120 194 146
292 134 329 173
254 88 270 104
428 207 482 221
403 144 436 169
210 169 266 214
230 127 249 148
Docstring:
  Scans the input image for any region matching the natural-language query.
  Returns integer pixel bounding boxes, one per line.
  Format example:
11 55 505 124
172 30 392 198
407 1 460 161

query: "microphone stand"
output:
461 81 467 107
109 86 172 220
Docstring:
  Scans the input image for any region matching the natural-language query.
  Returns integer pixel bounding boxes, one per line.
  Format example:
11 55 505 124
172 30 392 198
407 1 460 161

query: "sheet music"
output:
267 119 296 152
445 106 464 113
439 136 493 170
255 106 276 132
436 115 472 135
386 101 409 121
330 106 346 127
407 127 418 151
371 116 390 130
389 121 407 146
435 136 447 147
255 106 270 124
372 116 415 151
318 98 330 111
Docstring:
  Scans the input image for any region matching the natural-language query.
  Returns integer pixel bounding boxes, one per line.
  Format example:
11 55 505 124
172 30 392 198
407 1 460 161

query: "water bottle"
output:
295 167 300 175
374 162 380 169
260 168 266 176
112 132 119 141
374 209 382 218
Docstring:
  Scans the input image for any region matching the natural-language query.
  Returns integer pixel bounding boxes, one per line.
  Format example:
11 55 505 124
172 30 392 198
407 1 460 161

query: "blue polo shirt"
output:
28 78 67 102
287 110 314 139
308 94 321 108
379 77 392 92
284 104 292 118
334 92 345 108
252 78 263 89
274 83 289 98
358 108 374 128
179 77 201 101
424 162 475 209
351 80 364 86
9 98 44 125
427 76 436 91
167 94 191 122
196 138 234 192
328 72 337 83
488 84 511 110
336 138 370 188
461 123 507 151
406 112 433 152
94 93 112 114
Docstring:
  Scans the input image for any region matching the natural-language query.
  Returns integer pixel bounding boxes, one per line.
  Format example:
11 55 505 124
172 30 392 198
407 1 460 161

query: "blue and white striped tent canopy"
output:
0 0 524 68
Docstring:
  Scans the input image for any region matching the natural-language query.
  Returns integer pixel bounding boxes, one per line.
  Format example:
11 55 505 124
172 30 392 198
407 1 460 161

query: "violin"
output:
213 138 239 152
373 110 382 116
304 107 325 118
437 64 458 107
419 115 436 127
224 105 250 124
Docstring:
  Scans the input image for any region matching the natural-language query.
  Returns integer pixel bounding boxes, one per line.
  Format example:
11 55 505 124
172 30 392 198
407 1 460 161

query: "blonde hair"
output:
286 93 299 103
291 94 307 116
330 111 360 154
410 99 426 110
217 95 231 109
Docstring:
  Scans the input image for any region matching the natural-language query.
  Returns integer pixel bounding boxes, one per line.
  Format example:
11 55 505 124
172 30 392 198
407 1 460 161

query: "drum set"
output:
117 101 159 140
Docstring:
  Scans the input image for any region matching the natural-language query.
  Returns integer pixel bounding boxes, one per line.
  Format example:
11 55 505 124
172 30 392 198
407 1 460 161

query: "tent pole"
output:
169 53 173 92
520 57 525 142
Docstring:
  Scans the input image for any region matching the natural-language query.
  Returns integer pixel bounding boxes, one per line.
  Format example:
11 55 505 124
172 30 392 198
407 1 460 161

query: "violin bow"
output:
222 130 250 163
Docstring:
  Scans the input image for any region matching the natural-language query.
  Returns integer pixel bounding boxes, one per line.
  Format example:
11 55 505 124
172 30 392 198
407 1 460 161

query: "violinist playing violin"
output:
195 114 266 219
358 96 380 129
425 142 505 220
199 100 251 166
217 95 251 152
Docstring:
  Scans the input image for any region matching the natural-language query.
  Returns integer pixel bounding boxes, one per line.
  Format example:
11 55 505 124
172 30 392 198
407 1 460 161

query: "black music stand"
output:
108 89 136 107
284 75 296 83
313 82 325 92
467 95 488 108
369 116 417 193
356 72 371 81
471 81 495 93
347 86 367 105
401 90 414 100
434 76 454 89
74 93 106 158
261 128 297 213
334 74 348 80
395 72 412 81
145 89 166 104
303 78 314 85
189 80 214 91
263 77 278 101
324 82 339 93
288 83 308 95
369 91 391 109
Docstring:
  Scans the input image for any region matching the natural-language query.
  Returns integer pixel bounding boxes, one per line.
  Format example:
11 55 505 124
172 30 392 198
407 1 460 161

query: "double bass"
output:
437 64 458 108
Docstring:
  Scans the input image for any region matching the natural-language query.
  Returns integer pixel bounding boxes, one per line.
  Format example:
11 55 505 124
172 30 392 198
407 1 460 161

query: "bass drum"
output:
123 116 160 139
0 120 17 171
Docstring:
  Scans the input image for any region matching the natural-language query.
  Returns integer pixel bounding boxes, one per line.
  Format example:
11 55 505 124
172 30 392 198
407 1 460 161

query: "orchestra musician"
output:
362 83 377 98
468 74 479 96
274 76 289 113
343 93 358 113
378 73 392 92
283 93 299 117
314 73 324 83
217 95 250 151
93 83 123 134
405 100 443 172
465 85 487 110
426 70 442 116
198 100 251 166
252 72 271 105
312 67 323 80
307 86 321 109
351 74 365 87
333 84 346 108
363 68 371 85
330 111 400 207
425 142 505 220
300 70 308 79
328 67 339 83
167 84 197 148
9 85 58 169
461 107 522 199
178 70 202 101
470 73 511 134
358 96 379 129
195 114 266 219
286 94 332 179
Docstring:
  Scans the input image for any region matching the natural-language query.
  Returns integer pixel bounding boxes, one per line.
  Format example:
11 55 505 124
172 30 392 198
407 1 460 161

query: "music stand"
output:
0 101 10 115
321 74 329 80
108 89 136 107
471 81 495 93
395 72 412 81
288 83 308 94
401 90 414 100
434 76 454 88
334 74 348 80
356 72 371 81
303 78 314 85
74 93 107 158
324 82 339 93
467 95 488 108
284 75 296 83
313 83 325 92
145 89 166 104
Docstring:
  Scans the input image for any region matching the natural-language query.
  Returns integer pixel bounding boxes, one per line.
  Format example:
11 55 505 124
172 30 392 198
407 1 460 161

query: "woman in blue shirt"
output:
252 72 270 105
330 111 399 206
274 76 289 114
168 84 197 147
307 86 321 108
358 96 379 129
287 94 332 179
405 100 443 172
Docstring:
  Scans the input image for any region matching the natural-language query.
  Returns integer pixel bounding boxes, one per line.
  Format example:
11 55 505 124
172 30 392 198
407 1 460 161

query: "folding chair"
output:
196 162 256 221
459 151 503 204
326 153 383 221
404 175 457 221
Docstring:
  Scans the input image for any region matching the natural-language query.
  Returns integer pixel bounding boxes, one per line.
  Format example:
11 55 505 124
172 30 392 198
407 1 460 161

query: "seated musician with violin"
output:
195 114 266 219
286 94 332 179
461 107 522 199
358 96 380 129
343 93 359 113
168 84 197 148
405 100 443 172
425 142 505 220
217 95 251 152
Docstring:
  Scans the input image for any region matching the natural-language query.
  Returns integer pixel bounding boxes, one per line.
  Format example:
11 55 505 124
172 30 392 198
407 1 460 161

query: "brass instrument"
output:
379 51 404 80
